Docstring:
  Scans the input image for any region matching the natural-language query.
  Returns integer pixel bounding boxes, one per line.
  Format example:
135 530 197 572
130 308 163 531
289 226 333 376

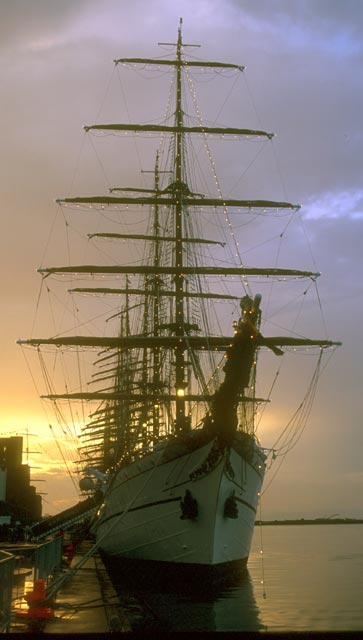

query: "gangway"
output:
30 495 102 541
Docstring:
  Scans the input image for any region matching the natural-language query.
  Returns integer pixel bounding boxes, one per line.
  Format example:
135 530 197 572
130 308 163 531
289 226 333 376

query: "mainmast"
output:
174 19 188 434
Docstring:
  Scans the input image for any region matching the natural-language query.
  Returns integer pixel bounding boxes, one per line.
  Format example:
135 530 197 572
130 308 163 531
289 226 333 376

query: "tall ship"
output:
19 21 340 570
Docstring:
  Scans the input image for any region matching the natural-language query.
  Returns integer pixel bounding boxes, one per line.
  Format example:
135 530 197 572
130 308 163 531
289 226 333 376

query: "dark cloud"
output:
231 0 363 46
0 0 92 50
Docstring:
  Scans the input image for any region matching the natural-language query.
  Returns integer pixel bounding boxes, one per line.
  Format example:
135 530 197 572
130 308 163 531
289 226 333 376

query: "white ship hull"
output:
94 434 265 567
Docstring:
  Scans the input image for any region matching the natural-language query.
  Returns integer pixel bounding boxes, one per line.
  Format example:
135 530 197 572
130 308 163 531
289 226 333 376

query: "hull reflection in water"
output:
104 556 264 632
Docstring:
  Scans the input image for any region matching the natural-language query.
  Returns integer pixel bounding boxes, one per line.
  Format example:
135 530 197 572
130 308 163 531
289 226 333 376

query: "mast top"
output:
157 17 201 50
115 18 242 70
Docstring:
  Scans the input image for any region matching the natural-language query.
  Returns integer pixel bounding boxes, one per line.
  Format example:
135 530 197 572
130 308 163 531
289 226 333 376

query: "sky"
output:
0 0 362 519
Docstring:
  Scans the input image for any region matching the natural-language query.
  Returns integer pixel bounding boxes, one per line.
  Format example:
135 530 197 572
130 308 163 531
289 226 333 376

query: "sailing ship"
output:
19 20 340 570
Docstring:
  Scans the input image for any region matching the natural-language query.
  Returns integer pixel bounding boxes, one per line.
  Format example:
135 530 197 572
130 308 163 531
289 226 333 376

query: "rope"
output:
257 498 267 599
262 350 323 494
46 446 165 600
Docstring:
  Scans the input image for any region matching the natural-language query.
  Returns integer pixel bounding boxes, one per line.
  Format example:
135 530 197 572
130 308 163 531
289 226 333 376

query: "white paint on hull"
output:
93 437 265 567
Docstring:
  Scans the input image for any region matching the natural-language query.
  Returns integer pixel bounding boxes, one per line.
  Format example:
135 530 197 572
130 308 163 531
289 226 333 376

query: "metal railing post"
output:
0 550 16 632
34 537 63 583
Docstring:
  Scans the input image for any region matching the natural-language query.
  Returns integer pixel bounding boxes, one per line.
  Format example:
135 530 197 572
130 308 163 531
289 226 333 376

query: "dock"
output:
8 540 132 634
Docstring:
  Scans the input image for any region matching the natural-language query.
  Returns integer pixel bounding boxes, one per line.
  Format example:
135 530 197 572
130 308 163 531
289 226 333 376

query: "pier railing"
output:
0 550 15 632
34 537 63 582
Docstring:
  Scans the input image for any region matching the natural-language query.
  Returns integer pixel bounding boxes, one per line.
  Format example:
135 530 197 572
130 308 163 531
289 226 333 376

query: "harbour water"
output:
108 524 363 632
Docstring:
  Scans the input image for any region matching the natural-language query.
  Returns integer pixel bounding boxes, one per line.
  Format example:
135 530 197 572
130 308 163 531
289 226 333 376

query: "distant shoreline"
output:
256 518 363 526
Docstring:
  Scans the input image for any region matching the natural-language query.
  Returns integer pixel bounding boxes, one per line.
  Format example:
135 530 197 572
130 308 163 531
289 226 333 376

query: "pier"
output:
1 538 132 634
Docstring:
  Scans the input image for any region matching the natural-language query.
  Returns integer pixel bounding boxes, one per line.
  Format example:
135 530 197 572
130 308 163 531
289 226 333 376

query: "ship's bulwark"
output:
93 432 265 567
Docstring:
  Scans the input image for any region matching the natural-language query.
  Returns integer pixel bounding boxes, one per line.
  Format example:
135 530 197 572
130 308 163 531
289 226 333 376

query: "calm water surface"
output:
110 524 363 632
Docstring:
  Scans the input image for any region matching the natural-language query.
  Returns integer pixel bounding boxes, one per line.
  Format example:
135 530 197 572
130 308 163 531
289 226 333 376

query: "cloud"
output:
52 497 77 508
303 189 363 220
233 0 363 57
0 0 90 52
